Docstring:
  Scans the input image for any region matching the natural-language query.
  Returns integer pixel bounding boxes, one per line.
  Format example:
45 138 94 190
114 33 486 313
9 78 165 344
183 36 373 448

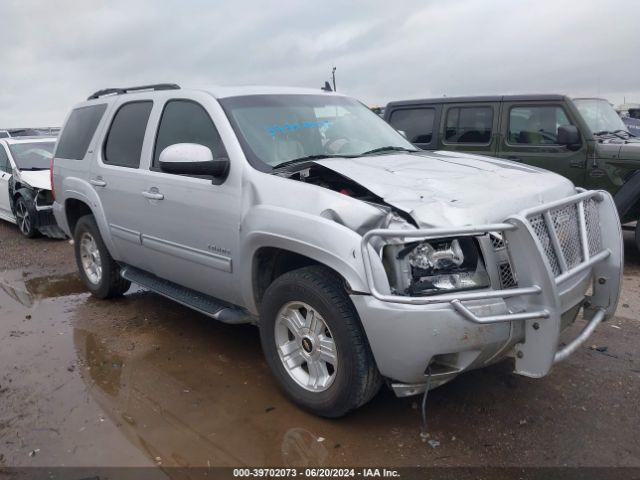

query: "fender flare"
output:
60 179 120 257
239 205 371 314
613 169 640 222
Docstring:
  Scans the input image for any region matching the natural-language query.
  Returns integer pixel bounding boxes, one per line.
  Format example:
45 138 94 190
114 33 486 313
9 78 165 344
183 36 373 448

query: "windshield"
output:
219 94 416 168
574 99 628 134
9 141 55 170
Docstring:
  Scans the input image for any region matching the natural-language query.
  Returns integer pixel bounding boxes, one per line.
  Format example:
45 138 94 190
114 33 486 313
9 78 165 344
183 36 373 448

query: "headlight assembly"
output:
386 237 490 296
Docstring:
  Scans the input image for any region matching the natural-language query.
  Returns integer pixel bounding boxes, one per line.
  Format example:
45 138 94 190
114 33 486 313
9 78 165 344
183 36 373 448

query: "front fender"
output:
240 205 370 314
613 169 640 222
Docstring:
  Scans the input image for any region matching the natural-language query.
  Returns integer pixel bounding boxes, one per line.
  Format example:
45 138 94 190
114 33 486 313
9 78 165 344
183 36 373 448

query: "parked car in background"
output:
0 136 65 238
53 84 621 417
384 95 640 249
0 127 61 138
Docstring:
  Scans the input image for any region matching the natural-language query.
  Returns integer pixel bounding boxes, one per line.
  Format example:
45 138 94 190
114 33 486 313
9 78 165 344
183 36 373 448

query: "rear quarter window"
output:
55 104 107 160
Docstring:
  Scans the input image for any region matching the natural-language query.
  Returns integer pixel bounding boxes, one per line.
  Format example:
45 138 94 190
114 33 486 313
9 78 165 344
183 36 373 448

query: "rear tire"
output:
74 215 130 299
259 265 382 417
15 196 38 238
635 221 640 252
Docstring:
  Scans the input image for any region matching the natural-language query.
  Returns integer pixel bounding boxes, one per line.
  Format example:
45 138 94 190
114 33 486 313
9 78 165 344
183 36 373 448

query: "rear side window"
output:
508 106 572 145
0 146 9 172
104 101 153 168
55 104 107 160
388 108 435 144
153 100 226 168
445 107 493 144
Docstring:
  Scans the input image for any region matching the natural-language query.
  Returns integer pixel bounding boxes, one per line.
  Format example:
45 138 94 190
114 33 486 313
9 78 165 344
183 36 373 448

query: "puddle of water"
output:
0 272 153 468
0 271 86 309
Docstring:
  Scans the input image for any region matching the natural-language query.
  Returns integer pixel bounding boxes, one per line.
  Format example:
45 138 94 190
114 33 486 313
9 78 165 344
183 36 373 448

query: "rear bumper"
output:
354 190 623 394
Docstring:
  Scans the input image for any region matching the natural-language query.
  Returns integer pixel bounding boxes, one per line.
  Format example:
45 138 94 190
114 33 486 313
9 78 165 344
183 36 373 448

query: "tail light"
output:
49 157 55 200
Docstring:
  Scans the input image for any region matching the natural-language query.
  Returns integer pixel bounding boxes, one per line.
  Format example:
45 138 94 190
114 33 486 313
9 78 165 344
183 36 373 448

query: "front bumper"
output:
353 190 623 394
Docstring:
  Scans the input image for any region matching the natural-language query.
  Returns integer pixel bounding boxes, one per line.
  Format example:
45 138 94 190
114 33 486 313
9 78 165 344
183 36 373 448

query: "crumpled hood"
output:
316 151 575 227
16 170 51 190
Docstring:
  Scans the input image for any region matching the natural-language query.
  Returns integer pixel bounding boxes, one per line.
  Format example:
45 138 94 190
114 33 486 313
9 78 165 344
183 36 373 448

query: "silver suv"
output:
52 83 623 417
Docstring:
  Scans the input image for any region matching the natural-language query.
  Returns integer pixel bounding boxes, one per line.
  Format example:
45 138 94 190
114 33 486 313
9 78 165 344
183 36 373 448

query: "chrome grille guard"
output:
360 189 623 377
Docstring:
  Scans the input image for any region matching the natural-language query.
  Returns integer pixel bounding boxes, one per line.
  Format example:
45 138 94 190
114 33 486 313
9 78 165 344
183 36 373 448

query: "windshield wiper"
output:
614 129 635 138
594 129 631 139
358 146 421 156
273 154 355 170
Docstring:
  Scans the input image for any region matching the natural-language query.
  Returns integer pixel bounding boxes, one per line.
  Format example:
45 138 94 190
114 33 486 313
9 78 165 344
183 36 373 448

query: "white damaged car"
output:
0 136 65 238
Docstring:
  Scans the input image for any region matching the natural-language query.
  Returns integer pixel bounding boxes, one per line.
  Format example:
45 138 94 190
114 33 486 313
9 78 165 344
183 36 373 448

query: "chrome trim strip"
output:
142 234 232 273
110 223 142 244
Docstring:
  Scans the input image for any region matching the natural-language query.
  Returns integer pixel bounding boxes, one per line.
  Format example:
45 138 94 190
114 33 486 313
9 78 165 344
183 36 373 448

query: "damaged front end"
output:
9 174 66 239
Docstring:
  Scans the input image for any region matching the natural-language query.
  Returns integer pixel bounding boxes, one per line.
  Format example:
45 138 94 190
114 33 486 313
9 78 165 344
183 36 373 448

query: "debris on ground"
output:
427 439 440 449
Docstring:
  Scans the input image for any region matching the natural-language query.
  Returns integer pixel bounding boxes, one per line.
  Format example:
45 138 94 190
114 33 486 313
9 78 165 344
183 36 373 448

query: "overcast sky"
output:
1 0 639 126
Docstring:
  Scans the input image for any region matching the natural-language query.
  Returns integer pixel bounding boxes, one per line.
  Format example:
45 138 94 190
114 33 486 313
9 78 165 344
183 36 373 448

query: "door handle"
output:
90 178 107 187
506 156 522 162
142 190 164 200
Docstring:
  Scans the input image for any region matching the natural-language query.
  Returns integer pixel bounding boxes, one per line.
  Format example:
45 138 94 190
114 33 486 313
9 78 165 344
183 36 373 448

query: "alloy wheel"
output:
274 301 338 392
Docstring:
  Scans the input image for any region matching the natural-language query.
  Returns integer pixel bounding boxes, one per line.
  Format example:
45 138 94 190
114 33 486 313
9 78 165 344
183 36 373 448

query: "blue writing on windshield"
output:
266 120 332 137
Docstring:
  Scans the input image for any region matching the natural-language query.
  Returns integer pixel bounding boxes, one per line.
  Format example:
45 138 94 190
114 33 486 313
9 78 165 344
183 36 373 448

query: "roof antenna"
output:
321 81 333 92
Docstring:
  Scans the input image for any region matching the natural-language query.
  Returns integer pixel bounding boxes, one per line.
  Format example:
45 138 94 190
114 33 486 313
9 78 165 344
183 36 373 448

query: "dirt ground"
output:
0 219 639 470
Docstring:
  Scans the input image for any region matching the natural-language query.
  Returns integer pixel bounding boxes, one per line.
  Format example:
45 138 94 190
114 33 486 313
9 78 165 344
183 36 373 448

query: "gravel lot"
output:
0 219 639 469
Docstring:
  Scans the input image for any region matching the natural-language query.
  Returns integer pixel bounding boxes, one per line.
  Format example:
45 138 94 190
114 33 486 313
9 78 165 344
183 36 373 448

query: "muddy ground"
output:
0 220 639 470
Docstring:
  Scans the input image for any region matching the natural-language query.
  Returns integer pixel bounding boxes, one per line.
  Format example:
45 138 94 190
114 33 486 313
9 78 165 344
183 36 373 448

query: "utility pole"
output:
331 67 337 92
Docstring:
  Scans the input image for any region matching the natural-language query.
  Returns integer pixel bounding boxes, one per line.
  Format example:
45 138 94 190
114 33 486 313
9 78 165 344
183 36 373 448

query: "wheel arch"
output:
251 246 354 311
60 183 120 258
240 217 370 315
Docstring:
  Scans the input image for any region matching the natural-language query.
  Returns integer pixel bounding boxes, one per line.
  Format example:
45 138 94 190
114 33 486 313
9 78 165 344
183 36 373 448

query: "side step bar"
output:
121 266 254 325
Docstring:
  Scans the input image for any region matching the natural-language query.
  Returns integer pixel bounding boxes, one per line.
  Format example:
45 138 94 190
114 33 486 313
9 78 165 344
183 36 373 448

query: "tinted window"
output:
445 107 493 144
104 102 153 168
0 146 9 172
153 100 226 168
388 108 435 144
56 104 107 160
509 106 572 145
0 131 9 139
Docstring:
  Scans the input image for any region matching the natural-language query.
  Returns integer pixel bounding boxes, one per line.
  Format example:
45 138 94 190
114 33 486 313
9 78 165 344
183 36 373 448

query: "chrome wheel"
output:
274 301 338 392
79 232 102 285
15 201 31 236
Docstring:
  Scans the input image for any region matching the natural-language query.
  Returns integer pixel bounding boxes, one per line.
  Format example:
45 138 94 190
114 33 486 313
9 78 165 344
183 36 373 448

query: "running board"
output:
120 265 253 325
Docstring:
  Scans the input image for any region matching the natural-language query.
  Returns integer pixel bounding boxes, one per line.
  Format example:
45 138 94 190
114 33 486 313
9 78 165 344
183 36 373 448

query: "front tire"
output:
14 196 38 238
635 220 640 252
74 215 130 299
259 266 382 417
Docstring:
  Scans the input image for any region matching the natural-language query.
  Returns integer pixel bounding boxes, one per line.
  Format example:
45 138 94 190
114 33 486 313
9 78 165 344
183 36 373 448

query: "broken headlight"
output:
394 237 490 296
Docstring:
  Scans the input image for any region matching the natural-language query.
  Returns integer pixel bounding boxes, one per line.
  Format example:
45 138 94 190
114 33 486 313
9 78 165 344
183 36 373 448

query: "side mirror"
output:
557 125 581 150
159 143 229 178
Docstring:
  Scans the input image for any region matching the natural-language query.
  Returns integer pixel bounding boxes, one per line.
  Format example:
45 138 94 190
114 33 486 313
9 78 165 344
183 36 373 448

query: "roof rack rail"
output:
87 83 181 100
